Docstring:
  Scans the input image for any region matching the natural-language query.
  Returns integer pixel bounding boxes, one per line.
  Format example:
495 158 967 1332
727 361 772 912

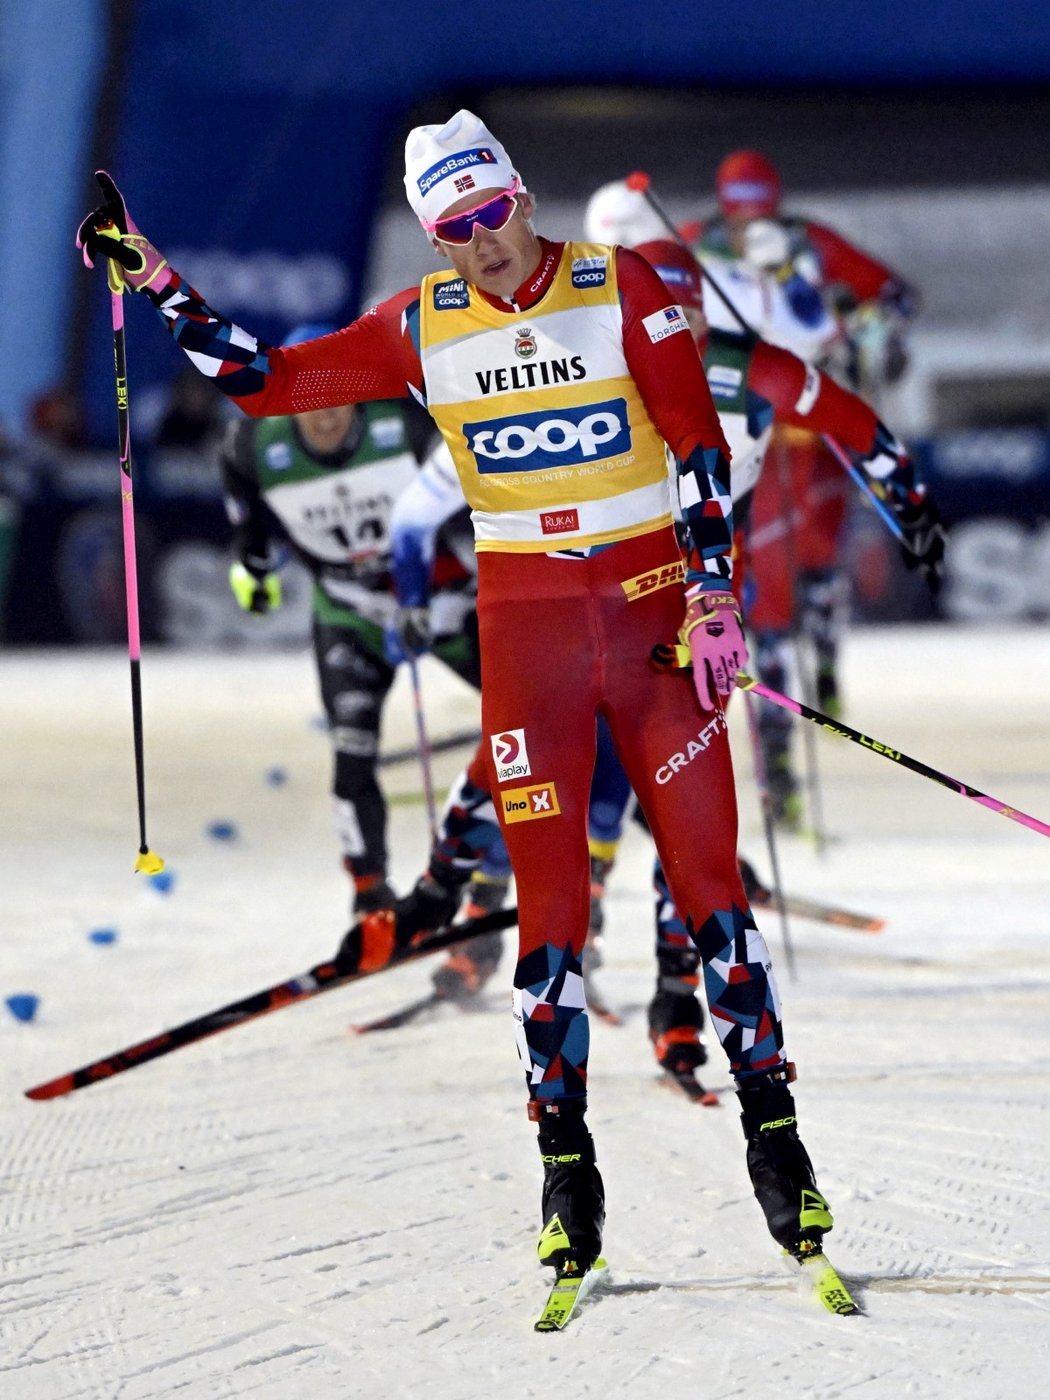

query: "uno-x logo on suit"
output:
501 782 560 824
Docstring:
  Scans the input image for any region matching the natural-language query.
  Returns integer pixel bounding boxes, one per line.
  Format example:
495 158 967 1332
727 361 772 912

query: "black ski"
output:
661 1067 720 1107
351 991 443 1034
25 906 517 1100
739 856 884 933
583 971 623 1027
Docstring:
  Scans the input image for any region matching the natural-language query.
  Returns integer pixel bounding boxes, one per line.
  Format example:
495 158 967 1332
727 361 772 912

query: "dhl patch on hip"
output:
620 559 684 602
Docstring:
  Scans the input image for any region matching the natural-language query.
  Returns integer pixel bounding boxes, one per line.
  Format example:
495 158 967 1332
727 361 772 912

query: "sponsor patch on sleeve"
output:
263 442 293 471
794 365 821 416
369 416 406 449
642 305 689 343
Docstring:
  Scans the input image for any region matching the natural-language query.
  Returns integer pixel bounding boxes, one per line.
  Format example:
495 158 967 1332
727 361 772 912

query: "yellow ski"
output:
798 1252 862 1316
534 1257 609 1332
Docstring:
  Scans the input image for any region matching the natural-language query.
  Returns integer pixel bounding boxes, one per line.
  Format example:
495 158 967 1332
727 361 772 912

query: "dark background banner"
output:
3 0 1049 642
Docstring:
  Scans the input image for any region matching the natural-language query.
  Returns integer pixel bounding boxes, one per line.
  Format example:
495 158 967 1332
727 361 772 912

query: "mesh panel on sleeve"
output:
289 366 394 412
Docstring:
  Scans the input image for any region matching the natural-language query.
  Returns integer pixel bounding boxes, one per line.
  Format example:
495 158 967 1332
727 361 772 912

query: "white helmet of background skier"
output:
583 179 666 245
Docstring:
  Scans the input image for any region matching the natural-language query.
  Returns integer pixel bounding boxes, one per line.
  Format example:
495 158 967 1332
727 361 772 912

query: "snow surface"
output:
2 625 1049 1399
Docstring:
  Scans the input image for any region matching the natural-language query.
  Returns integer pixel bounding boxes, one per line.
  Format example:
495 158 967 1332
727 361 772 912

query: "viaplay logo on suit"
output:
491 728 531 783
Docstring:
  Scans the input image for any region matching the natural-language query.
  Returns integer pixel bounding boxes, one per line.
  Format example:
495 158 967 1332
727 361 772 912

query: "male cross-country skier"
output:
77 110 840 1289
380 238 944 1094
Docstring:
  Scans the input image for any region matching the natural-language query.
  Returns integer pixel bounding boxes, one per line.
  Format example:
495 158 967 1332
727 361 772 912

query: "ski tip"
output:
662 1070 722 1106
25 1075 74 1102
798 1252 864 1316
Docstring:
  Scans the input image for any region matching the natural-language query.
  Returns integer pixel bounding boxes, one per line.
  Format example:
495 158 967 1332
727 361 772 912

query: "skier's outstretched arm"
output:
77 172 423 415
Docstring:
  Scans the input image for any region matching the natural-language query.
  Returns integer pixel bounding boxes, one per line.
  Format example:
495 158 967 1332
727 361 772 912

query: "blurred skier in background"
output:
221 325 484 919
384 433 512 1000
693 151 922 825
587 237 942 1082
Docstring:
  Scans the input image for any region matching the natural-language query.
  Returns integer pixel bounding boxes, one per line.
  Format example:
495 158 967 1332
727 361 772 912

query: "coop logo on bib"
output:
465 398 631 472
571 255 607 288
490 728 531 783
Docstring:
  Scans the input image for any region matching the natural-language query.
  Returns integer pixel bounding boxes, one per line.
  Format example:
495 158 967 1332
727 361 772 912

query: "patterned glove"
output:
894 492 946 595
76 171 172 296
384 605 431 666
229 562 281 615
679 584 747 711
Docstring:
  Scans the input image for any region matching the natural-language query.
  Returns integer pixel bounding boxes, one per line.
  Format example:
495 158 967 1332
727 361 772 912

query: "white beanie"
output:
403 109 519 226
583 179 666 246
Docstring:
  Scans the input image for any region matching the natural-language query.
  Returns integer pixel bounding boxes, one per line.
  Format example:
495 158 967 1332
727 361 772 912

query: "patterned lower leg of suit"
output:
476 528 788 1105
652 858 785 1073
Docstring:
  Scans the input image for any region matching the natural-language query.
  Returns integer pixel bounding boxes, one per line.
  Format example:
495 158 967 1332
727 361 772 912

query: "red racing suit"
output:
141 239 789 1103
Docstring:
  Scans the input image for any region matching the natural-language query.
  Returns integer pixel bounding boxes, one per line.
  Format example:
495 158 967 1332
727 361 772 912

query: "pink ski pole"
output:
110 289 164 874
650 644 1050 839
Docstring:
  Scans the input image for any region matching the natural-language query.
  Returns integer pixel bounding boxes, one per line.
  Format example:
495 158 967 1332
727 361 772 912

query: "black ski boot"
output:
432 873 508 1001
335 872 458 972
531 1099 605 1273
342 857 398 918
648 988 708 1073
388 873 458 940
767 751 803 832
815 660 841 719
737 1069 833 1259
351 876 398 917
587 852 614 941
737 855 771 906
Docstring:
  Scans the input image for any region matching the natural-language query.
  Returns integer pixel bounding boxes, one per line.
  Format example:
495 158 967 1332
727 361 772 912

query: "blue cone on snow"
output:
88 928 119 946
206 820 238 842
265 767 289 787
6 994 39 1023
149 869 175 894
